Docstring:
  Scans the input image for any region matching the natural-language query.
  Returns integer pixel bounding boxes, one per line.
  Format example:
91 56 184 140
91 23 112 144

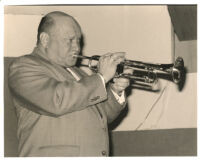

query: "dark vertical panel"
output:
168 5 197 41
168 6 197 73
4 57 19 157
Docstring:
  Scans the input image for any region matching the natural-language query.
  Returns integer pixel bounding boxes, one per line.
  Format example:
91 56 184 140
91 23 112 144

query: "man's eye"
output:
66 38 80 44
65 38 73 43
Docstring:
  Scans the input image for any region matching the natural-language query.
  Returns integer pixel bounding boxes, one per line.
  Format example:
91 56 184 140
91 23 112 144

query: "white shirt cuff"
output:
97 73 125 104
111 90 125 105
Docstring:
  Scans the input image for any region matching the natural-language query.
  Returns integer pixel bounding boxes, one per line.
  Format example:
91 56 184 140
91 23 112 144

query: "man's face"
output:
47 16 81 67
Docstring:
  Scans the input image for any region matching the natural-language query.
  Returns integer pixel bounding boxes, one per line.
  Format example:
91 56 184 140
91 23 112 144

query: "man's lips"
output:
72 54 79 58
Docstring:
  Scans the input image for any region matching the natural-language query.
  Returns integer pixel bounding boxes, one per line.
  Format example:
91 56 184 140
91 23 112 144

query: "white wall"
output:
115 73 197 131
4 5 173 63
4 5 196 131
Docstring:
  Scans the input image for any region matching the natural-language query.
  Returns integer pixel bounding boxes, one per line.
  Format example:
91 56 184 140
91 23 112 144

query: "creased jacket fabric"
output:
8 47 126 157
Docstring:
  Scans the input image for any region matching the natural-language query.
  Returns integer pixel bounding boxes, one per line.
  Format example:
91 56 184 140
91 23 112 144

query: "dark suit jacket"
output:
8 47 126 157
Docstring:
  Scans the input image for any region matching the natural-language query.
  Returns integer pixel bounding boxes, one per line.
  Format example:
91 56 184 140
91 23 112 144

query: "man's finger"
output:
111 52 125 60
123 68 133 74
113 77 129 83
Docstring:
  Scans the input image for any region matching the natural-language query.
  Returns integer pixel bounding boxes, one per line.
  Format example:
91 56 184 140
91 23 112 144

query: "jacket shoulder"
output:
9 54 46 70
10 54 39 65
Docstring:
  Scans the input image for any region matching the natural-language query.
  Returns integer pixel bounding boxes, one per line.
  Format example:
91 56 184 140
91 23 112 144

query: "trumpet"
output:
73 54 185 91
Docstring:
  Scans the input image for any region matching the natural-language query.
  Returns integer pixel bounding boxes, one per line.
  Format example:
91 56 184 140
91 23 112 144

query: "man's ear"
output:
40 32 49 48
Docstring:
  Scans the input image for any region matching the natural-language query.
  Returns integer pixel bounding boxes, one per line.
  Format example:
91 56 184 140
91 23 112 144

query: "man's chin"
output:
65 60 77 67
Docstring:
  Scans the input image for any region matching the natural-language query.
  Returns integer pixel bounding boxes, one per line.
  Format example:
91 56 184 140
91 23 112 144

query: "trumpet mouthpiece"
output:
73 55 79 58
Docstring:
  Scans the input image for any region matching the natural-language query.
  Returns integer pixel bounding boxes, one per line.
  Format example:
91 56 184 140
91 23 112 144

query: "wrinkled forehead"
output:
51 16 82 38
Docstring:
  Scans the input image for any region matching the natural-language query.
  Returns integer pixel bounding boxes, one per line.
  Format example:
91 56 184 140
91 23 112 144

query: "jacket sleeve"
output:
8 56 107 117
97 84 127 124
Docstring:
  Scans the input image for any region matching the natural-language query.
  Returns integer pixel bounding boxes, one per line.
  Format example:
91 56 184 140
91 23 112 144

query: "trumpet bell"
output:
172 57 184 84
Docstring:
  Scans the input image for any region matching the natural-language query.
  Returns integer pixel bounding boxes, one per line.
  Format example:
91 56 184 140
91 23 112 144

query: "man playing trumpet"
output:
8 11 131 157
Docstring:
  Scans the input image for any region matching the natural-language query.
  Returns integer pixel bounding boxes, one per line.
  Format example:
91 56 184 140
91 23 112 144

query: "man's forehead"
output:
52 16 81 36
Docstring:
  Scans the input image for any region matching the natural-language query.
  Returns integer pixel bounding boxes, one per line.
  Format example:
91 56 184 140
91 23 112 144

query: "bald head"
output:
36 11 82 67
37 11 81 45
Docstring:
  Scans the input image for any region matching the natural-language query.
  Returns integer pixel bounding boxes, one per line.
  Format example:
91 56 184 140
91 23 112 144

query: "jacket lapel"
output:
32 48 103 121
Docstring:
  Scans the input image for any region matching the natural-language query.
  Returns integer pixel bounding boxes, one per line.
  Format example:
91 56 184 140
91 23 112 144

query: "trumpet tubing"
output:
73 54 185 90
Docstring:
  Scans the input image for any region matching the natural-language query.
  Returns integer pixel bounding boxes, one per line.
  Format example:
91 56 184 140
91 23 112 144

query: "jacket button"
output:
101 150 107 156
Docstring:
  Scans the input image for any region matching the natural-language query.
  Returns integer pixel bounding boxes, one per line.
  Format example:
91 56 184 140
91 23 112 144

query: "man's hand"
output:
110 68 133 95
98 52 125 83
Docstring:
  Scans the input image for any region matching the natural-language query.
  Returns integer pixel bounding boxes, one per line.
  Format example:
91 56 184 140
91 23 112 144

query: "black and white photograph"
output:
3 3 197 157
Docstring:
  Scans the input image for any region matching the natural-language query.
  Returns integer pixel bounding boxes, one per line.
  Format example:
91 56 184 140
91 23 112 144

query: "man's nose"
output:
72 41 80 52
